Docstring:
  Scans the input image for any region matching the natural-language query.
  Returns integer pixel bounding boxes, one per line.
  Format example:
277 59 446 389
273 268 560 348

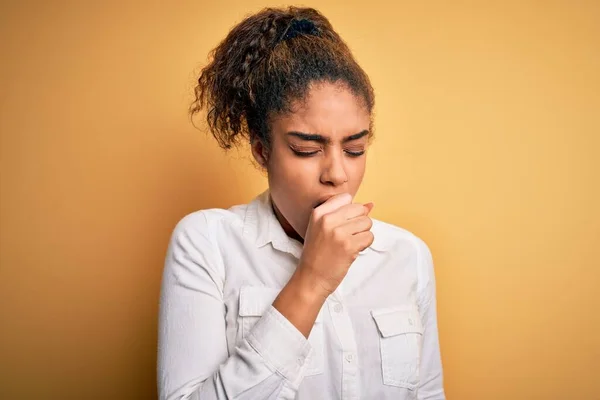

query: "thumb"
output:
363 202 375 215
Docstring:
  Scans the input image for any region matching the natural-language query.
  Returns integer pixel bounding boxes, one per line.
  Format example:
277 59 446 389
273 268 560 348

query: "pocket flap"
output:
371 306 423 338
239 286 323 322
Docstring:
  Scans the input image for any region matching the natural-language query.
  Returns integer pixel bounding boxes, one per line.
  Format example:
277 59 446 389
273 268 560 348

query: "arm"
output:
416 238 446 400
157 213 315 400
273 266 327 338
274 195 373 338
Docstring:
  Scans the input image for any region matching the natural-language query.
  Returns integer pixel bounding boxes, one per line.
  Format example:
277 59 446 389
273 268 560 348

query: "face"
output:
251 81 371 241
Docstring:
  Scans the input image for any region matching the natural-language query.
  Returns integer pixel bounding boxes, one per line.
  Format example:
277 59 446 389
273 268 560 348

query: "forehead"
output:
271 82 371 138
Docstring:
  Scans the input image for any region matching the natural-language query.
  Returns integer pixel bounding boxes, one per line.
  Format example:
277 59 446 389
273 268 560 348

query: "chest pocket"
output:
238 286 324 376
371 305 423 390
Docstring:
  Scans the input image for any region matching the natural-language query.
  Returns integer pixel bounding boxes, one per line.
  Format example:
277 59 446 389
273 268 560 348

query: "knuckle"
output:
321 214 333 230
367 231 375 245
331 226 344 242
311 208 320 221
342 239 354 253
354 204 366 216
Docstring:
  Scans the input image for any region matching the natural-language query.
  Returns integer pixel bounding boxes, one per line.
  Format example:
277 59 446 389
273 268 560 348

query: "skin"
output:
251 81 375 337
251 80 371 240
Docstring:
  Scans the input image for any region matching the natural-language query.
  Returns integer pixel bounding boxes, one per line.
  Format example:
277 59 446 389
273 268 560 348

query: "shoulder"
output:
170 203 248 239
163 204 250 288
370 218 436 288
371 218 432 259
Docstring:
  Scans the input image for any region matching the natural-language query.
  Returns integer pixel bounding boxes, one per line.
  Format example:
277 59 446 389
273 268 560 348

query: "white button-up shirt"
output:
158 190 445 400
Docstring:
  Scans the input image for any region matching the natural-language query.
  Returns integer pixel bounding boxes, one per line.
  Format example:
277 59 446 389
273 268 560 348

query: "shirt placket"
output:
328 289 360 400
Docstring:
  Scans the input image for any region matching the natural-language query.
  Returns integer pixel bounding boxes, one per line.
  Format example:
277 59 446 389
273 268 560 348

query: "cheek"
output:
270 152 318 184
347 159 367 192
267 156 307 203
349 157 367 179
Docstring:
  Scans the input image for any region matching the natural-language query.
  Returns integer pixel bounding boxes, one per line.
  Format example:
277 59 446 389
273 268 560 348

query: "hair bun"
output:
191 6 374 151
283 18 320 41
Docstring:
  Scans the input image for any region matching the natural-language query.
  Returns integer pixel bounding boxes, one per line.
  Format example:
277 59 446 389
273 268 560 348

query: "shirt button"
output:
345 353 354 363
334 303 343 313
297 356 305 366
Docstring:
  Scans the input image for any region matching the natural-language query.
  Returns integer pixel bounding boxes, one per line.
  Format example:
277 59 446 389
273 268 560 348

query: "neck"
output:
270 197 304 245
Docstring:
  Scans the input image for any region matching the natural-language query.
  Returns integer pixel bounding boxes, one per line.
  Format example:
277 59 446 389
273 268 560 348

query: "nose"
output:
319 151 348 187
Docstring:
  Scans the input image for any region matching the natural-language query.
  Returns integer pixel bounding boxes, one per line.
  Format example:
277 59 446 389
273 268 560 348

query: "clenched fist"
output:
298 193 374 297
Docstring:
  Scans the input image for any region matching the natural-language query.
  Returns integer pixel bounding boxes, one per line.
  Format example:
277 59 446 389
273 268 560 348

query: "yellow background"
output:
1 1 598 399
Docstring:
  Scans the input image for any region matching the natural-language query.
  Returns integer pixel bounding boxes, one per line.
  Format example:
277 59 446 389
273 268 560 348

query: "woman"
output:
158 6 445 400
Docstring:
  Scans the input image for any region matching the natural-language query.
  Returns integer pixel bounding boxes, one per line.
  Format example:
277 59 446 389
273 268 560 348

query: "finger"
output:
363 202 374 214
352 230 375 252
330 203 369 221
339 215 373 235
315 193 352 216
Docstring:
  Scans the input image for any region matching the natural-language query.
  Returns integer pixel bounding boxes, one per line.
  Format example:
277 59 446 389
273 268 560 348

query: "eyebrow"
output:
286 130 369 144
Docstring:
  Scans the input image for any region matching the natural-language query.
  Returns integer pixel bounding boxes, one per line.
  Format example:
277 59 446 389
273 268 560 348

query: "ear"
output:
250 137 269 168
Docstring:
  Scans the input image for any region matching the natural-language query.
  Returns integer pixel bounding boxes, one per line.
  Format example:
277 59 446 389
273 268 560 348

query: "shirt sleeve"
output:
415 238 446 400
157 212 314 400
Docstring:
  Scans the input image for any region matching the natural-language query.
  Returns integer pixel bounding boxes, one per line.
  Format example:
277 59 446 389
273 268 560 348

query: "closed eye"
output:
292 149 365 158
345 150 365 157
292 149 320 157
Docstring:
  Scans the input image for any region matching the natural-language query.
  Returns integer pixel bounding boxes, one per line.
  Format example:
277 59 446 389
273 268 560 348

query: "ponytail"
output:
190 6 374 151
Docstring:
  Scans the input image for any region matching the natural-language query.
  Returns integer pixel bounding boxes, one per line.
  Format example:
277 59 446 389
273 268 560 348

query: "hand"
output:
297 193 375 298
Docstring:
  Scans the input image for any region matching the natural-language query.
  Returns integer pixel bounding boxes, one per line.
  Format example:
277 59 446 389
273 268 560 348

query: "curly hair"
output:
190 6 375 151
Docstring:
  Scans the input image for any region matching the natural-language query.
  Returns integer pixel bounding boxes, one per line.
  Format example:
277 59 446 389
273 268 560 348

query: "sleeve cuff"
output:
246 305 314 386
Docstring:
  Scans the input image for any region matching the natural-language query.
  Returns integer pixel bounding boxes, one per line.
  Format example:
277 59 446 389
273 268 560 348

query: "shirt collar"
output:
243 190 303 258
243 189 392 256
